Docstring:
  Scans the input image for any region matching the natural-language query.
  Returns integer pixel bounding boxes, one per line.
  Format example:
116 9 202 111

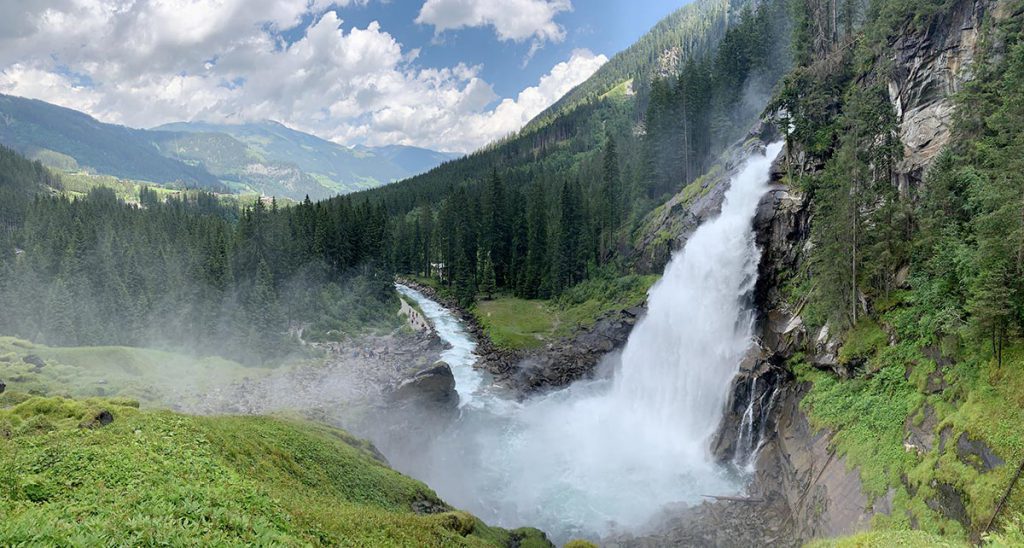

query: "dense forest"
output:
0 145 398 364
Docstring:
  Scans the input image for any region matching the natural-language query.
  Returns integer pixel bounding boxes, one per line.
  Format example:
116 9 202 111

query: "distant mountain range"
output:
0 94 461 200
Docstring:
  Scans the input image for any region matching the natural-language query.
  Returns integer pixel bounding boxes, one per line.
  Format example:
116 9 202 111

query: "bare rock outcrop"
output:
887 0 990 192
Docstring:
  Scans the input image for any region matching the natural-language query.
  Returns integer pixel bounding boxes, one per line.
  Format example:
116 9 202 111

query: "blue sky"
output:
0 0 690 152
322 1 684 98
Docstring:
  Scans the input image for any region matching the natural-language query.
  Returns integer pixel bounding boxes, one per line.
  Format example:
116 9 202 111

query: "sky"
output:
0 0 686 153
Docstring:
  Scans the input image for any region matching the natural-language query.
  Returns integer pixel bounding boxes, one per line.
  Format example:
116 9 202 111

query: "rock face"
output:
631 133 778 274
711 353 792 466
753 384 888 540
887 0 990 192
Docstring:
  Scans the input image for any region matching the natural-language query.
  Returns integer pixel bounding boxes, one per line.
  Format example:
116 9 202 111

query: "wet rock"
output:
0 380 5 394
926 481 970 530
711 354 791 465
22 354 45 369
610 494 799 548
389 361 458 410
904 404 938 454
956 432 1004 472
752 383 879 541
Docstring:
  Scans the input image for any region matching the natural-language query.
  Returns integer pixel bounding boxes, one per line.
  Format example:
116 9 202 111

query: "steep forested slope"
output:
353 0 793 308
726 0 1024 542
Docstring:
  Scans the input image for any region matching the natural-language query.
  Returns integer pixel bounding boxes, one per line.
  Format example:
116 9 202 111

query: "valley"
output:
3 0 1024 546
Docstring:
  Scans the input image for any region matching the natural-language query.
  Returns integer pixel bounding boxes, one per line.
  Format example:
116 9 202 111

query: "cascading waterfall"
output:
392 142 784 543
735 377 760 467
732 377 783 470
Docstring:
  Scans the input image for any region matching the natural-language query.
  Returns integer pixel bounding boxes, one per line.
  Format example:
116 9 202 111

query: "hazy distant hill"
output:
156 121 461 199
0 94 461 200
0 94 224 191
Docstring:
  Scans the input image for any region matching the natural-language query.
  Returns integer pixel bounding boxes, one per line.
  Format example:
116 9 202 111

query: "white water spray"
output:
394 143 783 542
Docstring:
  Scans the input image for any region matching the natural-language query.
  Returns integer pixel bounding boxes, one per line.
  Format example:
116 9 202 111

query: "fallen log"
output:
701 495 765 503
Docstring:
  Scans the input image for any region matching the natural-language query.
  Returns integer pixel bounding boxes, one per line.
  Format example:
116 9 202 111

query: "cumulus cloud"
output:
0 0 603 153
416 0 572 43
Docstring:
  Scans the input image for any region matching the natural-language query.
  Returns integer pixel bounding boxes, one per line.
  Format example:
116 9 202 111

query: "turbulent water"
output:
394 143 783 542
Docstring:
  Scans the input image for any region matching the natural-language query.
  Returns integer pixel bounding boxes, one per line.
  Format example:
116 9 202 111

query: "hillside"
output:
0 394 550 546
526 0 750 131
0 95 223 191
352 0 792 310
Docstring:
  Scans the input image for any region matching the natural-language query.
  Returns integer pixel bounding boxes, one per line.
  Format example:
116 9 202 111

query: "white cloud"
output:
0 0 603 153
416 0 571 43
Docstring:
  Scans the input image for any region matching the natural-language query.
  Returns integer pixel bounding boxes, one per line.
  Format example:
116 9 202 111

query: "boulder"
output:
79 409 114 429
956 432 1004 472
390 361 458 410
0 380 5 394
810 323 843 374
22 354 45 369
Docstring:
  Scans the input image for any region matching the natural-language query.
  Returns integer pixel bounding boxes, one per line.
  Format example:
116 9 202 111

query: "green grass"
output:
0 396 550 546
805 529 966 547
471 274 659 351
475 298 558 350
0 336 272 409
838 318 888 366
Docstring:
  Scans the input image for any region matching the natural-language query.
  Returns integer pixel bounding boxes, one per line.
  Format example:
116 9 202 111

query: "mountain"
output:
526 0 751 131
0 94 224 191
0 95 459 201
154 121 461 199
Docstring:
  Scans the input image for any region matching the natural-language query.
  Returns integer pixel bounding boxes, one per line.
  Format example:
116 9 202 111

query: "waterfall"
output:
391 142 784 543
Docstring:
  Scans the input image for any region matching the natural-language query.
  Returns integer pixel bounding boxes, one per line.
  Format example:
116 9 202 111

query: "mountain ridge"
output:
0 94 458 200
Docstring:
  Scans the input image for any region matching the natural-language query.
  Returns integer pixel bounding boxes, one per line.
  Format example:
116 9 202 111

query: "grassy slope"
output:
0 396 549 546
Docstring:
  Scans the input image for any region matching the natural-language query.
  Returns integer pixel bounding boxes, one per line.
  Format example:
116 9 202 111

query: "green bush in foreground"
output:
0 395 550 547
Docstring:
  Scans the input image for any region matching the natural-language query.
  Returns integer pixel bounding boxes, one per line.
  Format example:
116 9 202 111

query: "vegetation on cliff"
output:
770 0 1024 541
